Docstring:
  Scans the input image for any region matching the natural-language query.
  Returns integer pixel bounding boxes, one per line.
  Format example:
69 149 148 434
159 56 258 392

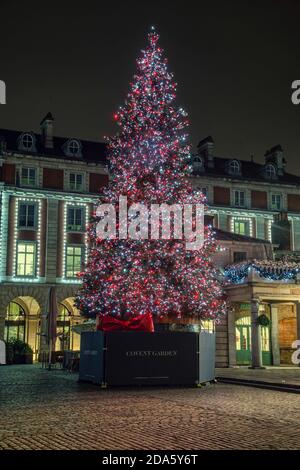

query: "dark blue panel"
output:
79 331 105 384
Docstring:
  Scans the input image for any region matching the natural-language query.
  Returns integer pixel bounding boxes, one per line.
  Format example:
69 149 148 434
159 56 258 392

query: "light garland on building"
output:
224 258 300 283
12 197 42 282
230 216 254 237
0 191 8 281
62 201 89 283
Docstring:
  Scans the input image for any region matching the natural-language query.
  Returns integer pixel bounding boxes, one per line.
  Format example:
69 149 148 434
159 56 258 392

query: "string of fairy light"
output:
224 259 300 283
75 27 226 321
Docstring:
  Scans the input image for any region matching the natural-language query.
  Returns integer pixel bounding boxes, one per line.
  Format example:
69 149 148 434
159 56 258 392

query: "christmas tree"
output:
75 27 226 323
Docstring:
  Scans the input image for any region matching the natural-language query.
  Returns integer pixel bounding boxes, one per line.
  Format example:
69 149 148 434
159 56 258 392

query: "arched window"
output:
228 160 240 175
22 133 34 150
265 163 276 179
5 302 26 343
67 139 80 156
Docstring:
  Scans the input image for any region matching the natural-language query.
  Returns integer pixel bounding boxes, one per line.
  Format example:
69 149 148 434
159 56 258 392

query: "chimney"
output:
197 136 214 168
265 144 286 175
40 112 54 149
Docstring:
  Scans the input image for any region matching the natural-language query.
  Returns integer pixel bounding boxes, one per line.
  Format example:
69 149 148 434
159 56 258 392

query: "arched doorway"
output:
55 298 82 353
5 301 26 343
4 297 41 360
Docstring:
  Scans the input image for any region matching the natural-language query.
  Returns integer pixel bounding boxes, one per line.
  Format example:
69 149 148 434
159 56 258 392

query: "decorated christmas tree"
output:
75 27 226 324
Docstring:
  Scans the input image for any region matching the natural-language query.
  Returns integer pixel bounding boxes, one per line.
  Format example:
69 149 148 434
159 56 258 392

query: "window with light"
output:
234 220 249 236
16 243 36 277
66 246 83 278
4 302 26 343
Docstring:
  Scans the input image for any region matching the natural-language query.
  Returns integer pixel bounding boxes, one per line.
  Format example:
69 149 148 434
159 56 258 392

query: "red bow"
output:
96 312 154 332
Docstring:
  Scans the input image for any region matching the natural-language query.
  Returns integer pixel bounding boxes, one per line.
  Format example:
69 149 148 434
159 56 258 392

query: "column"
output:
270 303 280 366
250 298 264 368
227 306 237 367
46 199 59 282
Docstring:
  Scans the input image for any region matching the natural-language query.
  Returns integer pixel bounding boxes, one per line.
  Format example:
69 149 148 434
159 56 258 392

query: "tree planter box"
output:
79 330 215 387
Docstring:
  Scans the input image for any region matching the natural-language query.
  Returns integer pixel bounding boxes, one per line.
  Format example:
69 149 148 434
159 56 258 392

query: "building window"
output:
193 156 204 171
234 190 245 207
19 203 36 228
234 220 249 236
16 242 36 277
69 173 84 191
228 160 240 175
65 245 83 278
233 251 247 263
4 302 25 343
265 164 276 179
67 139 80 156
271 194 282 210
67 207 84 231
21 133 34 150
21 167 36 187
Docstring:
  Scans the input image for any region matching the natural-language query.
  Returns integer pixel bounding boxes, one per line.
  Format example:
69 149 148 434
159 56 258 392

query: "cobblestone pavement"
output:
216 366 300 387
0 365 300 450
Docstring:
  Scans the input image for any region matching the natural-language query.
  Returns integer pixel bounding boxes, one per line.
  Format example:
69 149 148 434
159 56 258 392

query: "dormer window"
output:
265 163 276 179
64 139 82 157
228 160 240 175
18 133 36 152
193 156 204 172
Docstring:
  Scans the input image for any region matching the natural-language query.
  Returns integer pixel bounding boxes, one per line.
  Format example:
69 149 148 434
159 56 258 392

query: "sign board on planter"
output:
106 331 198 386
79 330 216 386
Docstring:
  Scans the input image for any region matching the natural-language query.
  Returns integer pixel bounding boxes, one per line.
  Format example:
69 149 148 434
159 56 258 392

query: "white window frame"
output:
271 193 282 211
65 245 84 279
18 202 37 229
69 172 84 192
16 242 37 278
265 164 276 179
229 160 240 175
66 206 85 232
233 190 245 207
20 167 37 187
22 133 34 150
67 139 81 156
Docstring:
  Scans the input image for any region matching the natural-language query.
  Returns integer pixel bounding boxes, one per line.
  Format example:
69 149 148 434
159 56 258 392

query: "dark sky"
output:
1 0 300 173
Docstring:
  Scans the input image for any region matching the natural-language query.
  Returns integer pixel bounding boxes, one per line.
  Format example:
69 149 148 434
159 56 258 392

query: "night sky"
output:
1 0 300 173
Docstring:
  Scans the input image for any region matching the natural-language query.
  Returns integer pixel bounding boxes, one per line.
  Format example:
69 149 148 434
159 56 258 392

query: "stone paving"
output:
216 366 300 387
0 365 300 450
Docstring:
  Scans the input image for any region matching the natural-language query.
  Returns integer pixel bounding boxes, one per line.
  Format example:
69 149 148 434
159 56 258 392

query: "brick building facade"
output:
0 113 108 358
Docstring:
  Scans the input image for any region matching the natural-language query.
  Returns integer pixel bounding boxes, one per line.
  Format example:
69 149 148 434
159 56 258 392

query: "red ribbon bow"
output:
96 312 154 332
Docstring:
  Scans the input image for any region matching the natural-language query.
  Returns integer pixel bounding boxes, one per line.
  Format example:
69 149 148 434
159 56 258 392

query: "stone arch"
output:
3 293 43 360
55 291 83 352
